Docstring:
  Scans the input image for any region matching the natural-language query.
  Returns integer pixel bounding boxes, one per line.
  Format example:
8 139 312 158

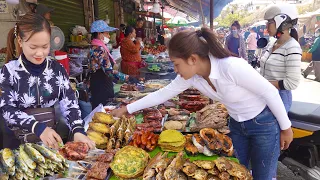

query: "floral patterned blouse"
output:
0 57 84 135
89 45 126 82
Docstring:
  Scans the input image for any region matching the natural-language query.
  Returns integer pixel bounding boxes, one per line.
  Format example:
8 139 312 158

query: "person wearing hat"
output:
89 20 128 108
36 4 54 26
260 4 302 113
259 5 302 178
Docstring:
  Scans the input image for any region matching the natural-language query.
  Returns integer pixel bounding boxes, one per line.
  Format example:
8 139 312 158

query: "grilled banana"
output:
89 122 110 134
93 112 115 124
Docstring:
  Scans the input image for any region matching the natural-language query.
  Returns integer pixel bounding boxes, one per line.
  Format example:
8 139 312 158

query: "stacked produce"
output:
59 142 89 161
142 152 252 180
185 128 234 157
136 108 163 132
86 113 136 150
191 103 230 133
0 143 68 179
158 130 186 152
110 146 149 179
129 131 159 151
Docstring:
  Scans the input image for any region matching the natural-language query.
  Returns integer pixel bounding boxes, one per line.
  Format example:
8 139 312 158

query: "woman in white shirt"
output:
112 27 293 179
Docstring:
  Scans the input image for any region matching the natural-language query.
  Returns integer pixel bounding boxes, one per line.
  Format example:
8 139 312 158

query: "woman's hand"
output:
280 127 293 150
40 127 63 149
74 132 96 150
111 106 128 117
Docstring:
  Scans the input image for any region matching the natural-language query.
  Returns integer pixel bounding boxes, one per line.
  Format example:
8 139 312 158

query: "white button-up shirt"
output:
127 55 291 130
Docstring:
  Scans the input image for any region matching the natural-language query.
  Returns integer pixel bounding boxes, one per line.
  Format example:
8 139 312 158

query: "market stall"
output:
0 80 253 179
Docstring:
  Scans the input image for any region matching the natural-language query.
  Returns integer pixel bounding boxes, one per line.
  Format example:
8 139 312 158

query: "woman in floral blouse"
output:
1 13 94 149
89 20 127 108
120 26 142 77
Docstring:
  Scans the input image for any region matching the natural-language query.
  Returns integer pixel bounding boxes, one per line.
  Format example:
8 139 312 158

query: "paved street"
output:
292 62 320 104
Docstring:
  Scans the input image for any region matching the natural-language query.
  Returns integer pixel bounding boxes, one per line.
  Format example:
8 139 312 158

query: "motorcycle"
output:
281 101 320 180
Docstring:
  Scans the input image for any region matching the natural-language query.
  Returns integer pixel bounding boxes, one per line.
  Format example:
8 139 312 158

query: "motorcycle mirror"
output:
257 38 268 48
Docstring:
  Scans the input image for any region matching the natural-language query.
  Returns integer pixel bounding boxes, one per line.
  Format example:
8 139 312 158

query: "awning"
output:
165 0 233 20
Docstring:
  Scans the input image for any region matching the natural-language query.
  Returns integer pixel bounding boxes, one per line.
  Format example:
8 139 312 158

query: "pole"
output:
199 0 205 26
162 5 164 32
210 0 214 30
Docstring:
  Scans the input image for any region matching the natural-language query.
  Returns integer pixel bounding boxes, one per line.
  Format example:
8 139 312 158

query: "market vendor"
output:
120 26 142 77
89 20 128 109
36 4 54 26
135 17 146 41
1 13 95 149
112 27 293 179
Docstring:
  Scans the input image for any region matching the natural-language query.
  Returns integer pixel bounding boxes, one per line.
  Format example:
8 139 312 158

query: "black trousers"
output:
89 69 115 109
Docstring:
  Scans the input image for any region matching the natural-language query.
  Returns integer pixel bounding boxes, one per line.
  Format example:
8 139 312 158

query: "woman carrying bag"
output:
1 13 94 149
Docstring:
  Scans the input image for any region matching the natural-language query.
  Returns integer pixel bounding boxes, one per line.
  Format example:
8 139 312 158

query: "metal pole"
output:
210 0 214 30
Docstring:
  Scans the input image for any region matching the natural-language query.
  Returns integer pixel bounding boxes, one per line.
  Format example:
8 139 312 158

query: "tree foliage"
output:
215 4 252 28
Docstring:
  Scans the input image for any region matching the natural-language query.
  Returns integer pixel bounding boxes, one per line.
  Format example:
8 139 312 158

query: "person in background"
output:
89 20 128 109
260 4 302 115
114 24 126 49
225 21 247 60
120 26 142 78
1 13 94 149
246 27 258 65
302 30 320 82
135 18 145 41
36 4 54 26
156 26 165 45
112 27 293 179
244 28 250 41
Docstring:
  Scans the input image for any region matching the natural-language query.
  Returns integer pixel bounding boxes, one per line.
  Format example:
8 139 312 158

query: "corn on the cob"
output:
93 112 116 124
24 144 45 164
32 144 61 163
19 145 36 170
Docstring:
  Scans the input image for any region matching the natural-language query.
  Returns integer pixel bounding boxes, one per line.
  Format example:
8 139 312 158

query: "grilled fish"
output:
24 143 45 164
0 148 14 169
32 144 62 162
19 145 36 170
